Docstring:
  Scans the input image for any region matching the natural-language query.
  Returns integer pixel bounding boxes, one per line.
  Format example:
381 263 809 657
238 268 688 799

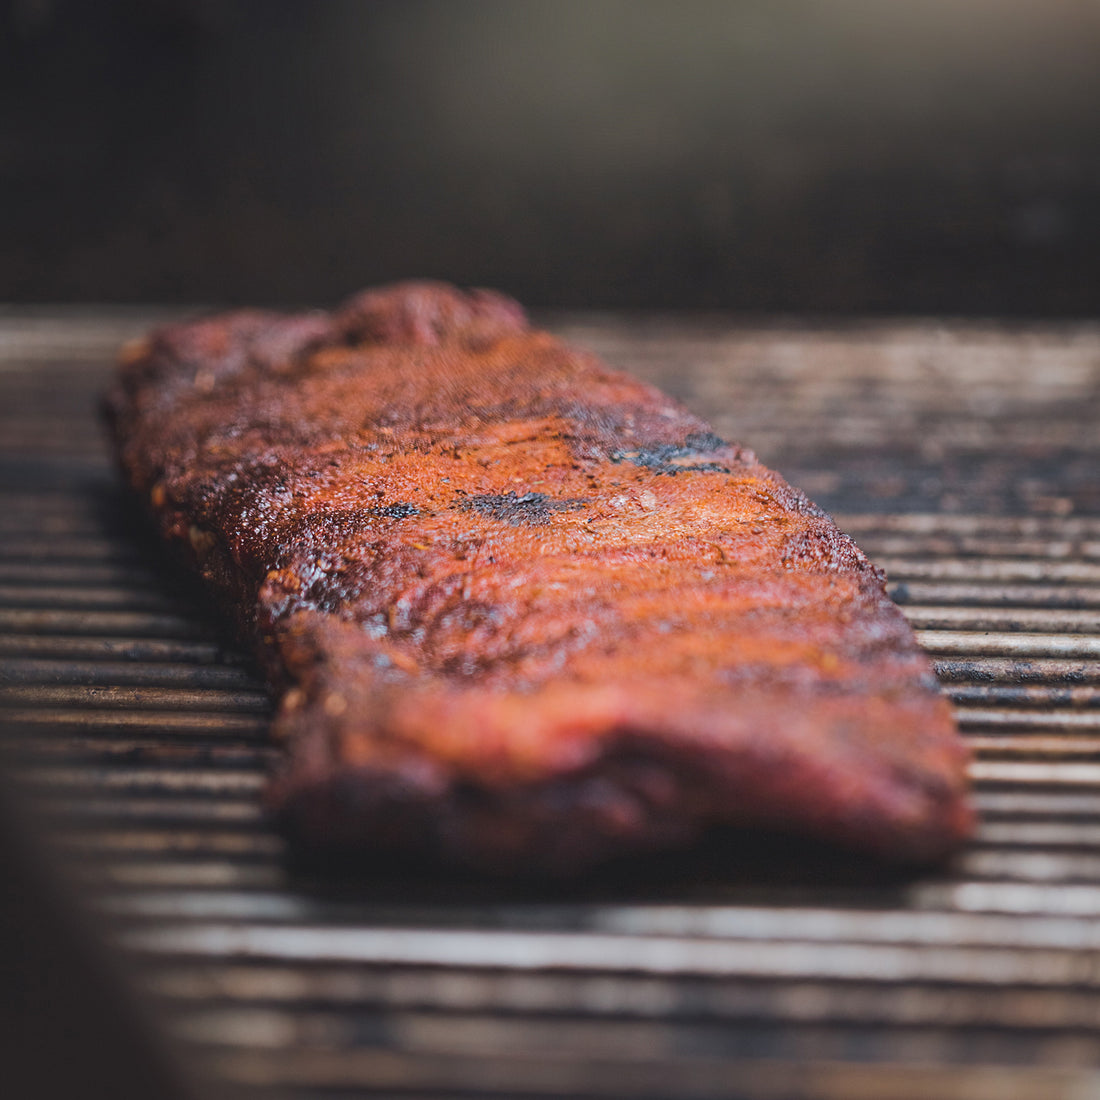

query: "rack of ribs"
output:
105 282 972 873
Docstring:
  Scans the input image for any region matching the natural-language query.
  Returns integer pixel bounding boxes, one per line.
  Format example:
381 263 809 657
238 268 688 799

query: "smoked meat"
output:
105 282 973 872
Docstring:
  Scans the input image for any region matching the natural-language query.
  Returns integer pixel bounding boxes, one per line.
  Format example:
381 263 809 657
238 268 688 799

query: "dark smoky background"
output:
2 0 1099 313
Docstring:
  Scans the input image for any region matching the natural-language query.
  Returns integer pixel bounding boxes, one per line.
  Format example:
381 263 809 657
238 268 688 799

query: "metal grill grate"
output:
3 311 1100 1099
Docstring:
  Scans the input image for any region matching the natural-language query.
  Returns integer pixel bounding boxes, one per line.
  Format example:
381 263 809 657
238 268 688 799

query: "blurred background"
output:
2 0 1099 314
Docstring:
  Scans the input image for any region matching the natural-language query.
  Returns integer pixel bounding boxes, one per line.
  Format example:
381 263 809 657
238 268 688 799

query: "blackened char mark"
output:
614 432 733 476
374 502 421 519
460 491 587 526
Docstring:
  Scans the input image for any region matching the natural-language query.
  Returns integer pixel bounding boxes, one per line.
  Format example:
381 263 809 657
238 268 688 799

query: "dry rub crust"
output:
105 282 973 873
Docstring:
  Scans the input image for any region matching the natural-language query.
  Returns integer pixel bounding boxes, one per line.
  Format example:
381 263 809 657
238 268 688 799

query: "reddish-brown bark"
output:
106 282 972 872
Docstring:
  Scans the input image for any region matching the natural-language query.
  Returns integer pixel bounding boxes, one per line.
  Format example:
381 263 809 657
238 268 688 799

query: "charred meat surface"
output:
105 281 972 872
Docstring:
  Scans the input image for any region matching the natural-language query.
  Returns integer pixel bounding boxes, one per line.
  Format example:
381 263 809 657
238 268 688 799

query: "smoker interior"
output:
2 310 1100 1099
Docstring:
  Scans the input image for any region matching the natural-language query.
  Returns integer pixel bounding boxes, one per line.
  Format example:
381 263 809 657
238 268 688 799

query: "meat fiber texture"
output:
105 282 972 873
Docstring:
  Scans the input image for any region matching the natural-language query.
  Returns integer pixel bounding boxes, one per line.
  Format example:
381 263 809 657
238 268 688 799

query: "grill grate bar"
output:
974 790 1100 818
2 682 269 708
956 713 1100 732
955 849 1100 884
132 967 1100 1051
115 922 1100 989
156 1010 1100 1075
0 585 186 611
973 820 1100 848
193 1050 1100 1100
32 796 267 826
50 828 286 859
0 608 211 638
834 514 1100 537
963 737 1100 758
879 559 1100 584
0 538 144 561
892 582 1100 608
0 516 130 538
970 761 1100 785
902 607 1100 633
0 684 269 711
946 685 1100 707
916 632 1100 658
87 892 1100 947
78 861 287 890
935 658 1100 684
0 634 235 662
0 709 270 736
0 657 259 688
858 536 1100 561
0 561 161 585
3 735 274 767
9 764 269 793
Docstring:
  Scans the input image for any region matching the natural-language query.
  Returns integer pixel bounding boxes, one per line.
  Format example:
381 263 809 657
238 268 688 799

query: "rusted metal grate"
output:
2 311 1100 1099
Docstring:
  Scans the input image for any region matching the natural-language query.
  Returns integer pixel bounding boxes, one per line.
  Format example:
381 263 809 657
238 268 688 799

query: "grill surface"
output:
2 309 1100 1099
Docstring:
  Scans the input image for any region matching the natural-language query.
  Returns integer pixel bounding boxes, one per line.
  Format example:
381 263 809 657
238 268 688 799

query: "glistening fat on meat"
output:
105 282 972 873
